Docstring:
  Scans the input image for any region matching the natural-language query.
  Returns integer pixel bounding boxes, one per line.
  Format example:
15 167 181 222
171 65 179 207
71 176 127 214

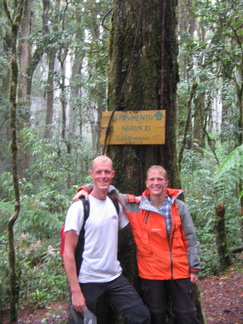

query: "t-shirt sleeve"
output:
64 200 84 236
118 204 129 229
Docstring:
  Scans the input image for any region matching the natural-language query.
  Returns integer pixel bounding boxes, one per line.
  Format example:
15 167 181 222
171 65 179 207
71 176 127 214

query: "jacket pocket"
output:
132 229 153 257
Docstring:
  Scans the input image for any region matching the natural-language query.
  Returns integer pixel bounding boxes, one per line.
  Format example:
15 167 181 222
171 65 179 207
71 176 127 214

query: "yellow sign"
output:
100 110 166 145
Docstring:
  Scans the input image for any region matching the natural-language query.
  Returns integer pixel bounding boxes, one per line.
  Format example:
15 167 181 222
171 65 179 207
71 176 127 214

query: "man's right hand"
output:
72 290 87 312
73 189 89 201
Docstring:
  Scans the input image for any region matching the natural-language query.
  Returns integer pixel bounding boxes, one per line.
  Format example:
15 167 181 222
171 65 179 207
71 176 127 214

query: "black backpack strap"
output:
108 195 120 215
75 197 90 276
80 197 90 222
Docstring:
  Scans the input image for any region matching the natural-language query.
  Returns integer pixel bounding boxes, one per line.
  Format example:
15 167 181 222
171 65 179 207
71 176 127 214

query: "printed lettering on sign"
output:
100 110 166 145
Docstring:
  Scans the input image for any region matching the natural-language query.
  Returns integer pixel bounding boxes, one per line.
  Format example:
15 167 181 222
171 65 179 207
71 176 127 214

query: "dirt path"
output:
2 269 243 323
199 268 243 323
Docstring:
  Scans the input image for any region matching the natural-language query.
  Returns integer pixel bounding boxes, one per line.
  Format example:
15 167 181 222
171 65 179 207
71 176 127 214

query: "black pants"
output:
140 278 200 324
69 274 150 324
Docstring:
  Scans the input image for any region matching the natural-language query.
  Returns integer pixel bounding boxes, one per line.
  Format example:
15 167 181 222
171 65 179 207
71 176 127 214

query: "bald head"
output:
89 156 115 200
91 155 113 171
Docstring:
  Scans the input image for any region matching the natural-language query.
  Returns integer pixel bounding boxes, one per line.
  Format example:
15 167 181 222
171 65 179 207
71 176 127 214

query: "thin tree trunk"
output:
17 0 33 177
3 0 25 322
44 0 59 140
215 203 232 271
178 82 198 170
44 50 55 139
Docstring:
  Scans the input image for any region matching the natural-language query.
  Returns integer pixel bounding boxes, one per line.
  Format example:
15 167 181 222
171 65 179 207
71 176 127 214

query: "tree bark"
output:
44 49 55 139
3 0 26 322
215 203 232 271
178 82 198 170
44 0 58 139
107 0 180 191
17 0 33 177
104 0 205 323
18 0 33 122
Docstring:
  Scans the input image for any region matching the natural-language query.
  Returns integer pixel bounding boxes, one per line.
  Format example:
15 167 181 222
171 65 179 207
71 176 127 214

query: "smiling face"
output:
90 156 115 199
145 166 169 197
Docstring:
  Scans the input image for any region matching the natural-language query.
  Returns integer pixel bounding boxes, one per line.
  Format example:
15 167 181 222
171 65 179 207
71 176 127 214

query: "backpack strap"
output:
80 197 89 222
108 194 120 215
75 197 90 275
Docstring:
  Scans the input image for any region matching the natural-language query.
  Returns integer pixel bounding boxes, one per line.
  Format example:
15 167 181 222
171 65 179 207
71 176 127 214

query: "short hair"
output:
91 155 113 170
146 165 168 180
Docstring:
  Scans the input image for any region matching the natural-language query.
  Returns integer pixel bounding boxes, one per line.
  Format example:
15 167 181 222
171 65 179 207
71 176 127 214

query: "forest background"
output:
0 0 242 323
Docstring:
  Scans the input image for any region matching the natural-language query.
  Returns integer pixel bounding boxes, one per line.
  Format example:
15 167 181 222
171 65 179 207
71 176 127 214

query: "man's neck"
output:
90 189 108 201
150 194 166 208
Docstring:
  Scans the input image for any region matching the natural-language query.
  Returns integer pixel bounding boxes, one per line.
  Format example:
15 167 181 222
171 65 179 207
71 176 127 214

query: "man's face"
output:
90 158 115 191
145 170 168 196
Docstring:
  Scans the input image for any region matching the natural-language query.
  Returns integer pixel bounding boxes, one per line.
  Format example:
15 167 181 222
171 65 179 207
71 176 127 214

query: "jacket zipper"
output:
145 210 150 224
168 220 175 280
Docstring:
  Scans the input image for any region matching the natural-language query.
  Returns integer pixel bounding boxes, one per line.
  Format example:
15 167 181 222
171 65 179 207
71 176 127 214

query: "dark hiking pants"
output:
140 278 200 324
69 274 150 324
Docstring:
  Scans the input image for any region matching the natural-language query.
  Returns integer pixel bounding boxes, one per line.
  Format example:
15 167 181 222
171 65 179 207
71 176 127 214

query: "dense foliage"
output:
0 0 242 320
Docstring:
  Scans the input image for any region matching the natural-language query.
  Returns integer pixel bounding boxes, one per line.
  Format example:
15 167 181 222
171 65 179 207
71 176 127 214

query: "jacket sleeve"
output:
77 184 93 193
77 184 140 215
177 199 201 273
108 185 140 214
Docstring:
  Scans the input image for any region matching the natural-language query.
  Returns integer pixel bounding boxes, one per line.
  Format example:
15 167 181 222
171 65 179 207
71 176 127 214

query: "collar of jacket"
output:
140 188 183 211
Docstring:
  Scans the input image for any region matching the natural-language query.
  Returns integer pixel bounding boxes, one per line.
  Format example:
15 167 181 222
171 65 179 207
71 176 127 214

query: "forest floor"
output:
2 265 243 324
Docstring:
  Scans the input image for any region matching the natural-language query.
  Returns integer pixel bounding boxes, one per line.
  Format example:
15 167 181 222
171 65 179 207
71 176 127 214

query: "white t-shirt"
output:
64 195 129 283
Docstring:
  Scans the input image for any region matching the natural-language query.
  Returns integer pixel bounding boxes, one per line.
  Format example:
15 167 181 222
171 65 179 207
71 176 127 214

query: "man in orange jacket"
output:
76 165 201 324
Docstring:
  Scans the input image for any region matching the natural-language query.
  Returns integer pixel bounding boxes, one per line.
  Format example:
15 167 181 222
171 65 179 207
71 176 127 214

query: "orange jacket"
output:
114 188 200 280
79 185 200 280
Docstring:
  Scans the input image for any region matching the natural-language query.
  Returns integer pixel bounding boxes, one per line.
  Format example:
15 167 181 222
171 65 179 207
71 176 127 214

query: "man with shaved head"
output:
63 156 150 324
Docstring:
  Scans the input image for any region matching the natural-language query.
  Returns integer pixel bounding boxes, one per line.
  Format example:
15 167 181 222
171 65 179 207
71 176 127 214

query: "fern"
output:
213 144 243 199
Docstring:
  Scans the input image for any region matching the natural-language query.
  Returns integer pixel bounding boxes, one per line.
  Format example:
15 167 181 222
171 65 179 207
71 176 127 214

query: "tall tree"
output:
104 0 204 323
107 0 180 193
3 0 26 322
43 0 55 139
17 0 33 176
0 6 12 175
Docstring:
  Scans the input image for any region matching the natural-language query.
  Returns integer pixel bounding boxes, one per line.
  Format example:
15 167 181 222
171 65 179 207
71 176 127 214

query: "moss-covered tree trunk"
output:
16 0 33 178
106 0 180 192
3 0 26 322
215 204 232 271
100 0 205 323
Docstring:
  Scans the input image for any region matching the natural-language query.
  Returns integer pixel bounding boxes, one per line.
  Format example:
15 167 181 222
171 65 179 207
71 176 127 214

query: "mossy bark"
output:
215 204 232 271
106 0 180 190
100 0 205 323
3 0 26 322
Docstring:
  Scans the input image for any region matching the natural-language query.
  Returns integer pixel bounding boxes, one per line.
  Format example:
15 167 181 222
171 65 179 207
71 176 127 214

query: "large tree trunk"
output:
104 0 206 323
107 0 180 191
3 1 26 322
100 0 205 323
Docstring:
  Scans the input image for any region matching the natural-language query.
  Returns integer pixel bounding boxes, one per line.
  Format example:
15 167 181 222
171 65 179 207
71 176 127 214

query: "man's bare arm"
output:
64 230 87 312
